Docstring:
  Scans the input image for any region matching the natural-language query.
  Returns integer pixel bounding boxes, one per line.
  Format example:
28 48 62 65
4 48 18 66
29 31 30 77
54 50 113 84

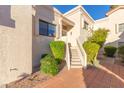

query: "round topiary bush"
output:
40 54 59 76
41 54 48 59
104 46 117 57
50 41 65 63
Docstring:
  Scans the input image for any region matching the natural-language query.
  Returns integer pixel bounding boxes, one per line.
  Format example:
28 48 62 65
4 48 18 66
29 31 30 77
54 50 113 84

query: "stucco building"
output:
0 5 124 86
94 6 124 47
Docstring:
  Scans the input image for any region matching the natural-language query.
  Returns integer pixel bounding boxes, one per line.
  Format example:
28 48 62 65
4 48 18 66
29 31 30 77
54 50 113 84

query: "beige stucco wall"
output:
94 18 109 30
94 9 124 47
79 10 94 43
65 8 82 46
0 5 32 85
65 7 94 46
32 5 61 68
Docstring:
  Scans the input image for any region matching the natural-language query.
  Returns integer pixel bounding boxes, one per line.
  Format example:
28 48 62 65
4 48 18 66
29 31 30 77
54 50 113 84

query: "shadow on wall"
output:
18 73 30 79
0 5 15 28
32 5 55 72
104 31 124 47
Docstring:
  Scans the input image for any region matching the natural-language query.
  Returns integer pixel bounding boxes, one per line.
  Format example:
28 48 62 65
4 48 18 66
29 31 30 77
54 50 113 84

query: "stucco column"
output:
116 24 118 34
59 18 62 39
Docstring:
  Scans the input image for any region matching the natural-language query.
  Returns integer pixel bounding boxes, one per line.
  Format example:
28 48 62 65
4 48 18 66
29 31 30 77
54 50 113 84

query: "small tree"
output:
88 28 109 47
83 28 108 66
110 5 119 10
83 41 100 65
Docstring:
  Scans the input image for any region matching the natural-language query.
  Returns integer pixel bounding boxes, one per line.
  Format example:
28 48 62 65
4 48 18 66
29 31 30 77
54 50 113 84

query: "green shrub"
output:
50 41 65 62
88 28 108 47
41 54 48 58
40 54 59 76
83 41 100 65
118 46 124 61
104 46 117 57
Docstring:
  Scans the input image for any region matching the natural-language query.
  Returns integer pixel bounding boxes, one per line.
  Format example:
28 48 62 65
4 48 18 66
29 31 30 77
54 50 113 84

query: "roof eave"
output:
106 5 124 16
64 5 95 23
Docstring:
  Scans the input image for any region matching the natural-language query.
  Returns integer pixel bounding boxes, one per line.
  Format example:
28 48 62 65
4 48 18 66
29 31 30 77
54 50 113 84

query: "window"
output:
39 20 56 36
62 25 67 36
119 23 124 32
118 42 124 47
39 21 48 36
48 24 56 36
84 21 89 30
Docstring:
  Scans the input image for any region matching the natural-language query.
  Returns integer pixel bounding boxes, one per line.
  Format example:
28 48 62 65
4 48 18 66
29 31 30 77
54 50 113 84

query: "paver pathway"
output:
35 67 86 88
35 62 124 88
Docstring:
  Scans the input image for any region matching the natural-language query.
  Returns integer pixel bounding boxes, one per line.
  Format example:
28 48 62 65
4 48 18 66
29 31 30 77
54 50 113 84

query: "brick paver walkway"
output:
35 62 124 88
35 67 86 88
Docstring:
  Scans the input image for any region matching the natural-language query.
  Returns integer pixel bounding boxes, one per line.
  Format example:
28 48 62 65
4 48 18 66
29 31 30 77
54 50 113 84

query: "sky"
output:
53 5 110 20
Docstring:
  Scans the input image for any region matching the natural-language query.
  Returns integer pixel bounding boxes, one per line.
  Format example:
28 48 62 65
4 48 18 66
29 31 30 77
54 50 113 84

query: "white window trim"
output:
118 23 124 33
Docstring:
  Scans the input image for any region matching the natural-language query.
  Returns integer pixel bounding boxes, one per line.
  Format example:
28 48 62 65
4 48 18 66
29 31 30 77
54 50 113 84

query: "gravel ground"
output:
6 61 66 88
6 71 52 88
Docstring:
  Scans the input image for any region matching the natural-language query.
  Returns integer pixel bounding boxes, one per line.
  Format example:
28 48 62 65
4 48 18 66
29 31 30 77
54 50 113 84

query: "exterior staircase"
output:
70 46 82 68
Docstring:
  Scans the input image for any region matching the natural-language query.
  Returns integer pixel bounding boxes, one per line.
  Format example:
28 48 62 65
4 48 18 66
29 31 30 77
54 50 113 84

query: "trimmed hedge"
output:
40 54 59 76
88 28 108 47
118 46 124 61
104 46 117 57
83 28 108 66
50 41 65 62
41 54 48 59
83 41 100 65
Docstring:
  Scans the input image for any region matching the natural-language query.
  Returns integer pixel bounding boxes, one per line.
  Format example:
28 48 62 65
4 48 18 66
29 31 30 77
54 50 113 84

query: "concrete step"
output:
71 63 82 66
71 56 80 59
71 52 79 54
70 50 78 51
70 47 78 49
70 50 78 53
71 55 79 57
70 54 79 57
70 50 78 52
71 62 81 65
70 48 77 50
71 65 83 68
71 58 81 62
71 53 78 55
70 52 79 55
69 46 82 69
70 48 77 49
70 49 77 51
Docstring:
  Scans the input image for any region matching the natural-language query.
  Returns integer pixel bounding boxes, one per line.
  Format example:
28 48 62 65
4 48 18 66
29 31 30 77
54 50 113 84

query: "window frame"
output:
119 23 124 32
118 42 124 47
39 19 56 37
83 21 89 30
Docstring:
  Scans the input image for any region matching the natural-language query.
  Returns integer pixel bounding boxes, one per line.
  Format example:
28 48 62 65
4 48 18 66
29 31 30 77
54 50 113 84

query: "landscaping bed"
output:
6 71 52 88
7 41 66 88
6 60 66 88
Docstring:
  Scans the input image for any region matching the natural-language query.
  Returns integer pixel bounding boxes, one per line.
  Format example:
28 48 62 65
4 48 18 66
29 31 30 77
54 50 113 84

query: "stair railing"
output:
76 38 87 69
65 32 71 70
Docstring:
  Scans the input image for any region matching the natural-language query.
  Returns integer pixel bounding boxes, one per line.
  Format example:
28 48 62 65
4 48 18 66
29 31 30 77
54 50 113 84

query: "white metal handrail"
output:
76 38 87 69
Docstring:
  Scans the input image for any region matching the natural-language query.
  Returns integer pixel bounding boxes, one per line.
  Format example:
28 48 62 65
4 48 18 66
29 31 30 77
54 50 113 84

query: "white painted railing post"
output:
76 38 87 69
66 33 70 70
